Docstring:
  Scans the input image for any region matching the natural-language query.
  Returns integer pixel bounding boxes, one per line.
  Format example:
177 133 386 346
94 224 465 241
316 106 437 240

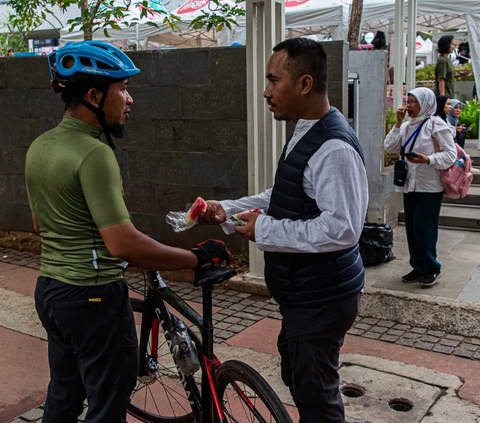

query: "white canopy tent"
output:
360 0 479 110
407 34 432 65
59 0 351 48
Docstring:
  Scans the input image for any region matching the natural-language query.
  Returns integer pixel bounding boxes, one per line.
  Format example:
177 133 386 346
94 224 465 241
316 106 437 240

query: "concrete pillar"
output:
406 0 417 93
246 0 285 278
393 0 405 110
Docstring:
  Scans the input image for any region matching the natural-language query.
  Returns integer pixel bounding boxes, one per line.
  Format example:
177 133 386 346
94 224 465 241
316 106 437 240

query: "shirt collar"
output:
294 119 319 137
59 116 102 139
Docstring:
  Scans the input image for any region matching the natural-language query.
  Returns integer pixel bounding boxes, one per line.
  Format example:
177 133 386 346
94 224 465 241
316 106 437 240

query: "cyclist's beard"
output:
108 123 126 139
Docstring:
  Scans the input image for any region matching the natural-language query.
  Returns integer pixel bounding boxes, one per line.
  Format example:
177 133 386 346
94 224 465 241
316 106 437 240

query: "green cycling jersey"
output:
25 116 131 286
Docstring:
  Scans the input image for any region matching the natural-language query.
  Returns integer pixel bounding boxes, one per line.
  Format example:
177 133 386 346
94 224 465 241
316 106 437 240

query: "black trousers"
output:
403 192 443 275
35 277 138 423
277 293 361 423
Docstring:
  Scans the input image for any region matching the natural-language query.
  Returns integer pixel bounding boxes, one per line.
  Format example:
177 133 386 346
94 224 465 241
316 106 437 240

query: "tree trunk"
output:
347 0 363 51
80 0 93 41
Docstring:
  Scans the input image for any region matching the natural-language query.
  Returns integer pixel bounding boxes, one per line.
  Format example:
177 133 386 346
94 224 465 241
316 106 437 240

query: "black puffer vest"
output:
264 108 365 308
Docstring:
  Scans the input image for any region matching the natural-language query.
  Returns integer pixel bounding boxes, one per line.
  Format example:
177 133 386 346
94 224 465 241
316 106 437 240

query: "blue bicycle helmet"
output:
48 41 140 149
48 41 140 92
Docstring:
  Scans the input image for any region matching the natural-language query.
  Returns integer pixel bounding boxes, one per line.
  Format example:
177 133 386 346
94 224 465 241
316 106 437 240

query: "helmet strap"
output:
79 85 116 150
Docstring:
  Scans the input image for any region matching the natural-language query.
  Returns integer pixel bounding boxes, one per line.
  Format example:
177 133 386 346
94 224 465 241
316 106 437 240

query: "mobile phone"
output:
464 127 471 132
404 151 418 158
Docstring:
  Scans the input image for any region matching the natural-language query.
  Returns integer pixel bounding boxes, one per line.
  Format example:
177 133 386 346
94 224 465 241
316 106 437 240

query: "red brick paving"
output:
0 265 39 297
0 327 49 422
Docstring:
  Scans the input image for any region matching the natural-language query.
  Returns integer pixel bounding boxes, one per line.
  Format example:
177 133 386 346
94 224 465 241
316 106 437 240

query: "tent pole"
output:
136 24 139 50
393 0 405 110
406 0 417 93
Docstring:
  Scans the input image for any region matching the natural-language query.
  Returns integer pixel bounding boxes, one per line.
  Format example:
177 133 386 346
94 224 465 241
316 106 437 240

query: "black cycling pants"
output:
35 277 138 423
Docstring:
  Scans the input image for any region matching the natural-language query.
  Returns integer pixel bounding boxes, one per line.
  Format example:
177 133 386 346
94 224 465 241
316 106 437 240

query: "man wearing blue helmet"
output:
25 41 230 423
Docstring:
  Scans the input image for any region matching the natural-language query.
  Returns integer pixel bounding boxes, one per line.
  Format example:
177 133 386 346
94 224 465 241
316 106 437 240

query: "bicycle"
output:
124 245 293 423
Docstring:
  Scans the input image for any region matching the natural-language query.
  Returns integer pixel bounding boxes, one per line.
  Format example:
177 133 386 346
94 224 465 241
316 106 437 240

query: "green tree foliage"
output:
6 0 245 41
0 29 29 56
189 0 245 32
416 63 475 82
458 99 479 139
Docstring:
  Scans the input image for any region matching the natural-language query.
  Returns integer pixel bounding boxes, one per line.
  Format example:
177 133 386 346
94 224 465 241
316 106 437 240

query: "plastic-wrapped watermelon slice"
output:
166 197 208 232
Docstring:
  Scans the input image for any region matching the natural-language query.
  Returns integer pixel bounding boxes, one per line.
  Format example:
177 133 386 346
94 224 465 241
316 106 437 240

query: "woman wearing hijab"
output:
447 100 466 148
435 35 455 97
436 95 455 137
384 88 456 287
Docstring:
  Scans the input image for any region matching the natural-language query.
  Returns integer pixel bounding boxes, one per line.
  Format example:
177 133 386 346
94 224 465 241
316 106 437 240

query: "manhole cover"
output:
340 365 441 423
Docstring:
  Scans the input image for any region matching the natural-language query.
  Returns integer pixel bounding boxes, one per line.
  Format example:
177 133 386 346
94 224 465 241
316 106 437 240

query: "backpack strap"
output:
431 115 440 153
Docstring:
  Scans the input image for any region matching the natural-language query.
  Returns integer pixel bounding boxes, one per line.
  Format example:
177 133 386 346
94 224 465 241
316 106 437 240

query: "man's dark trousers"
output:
277 293 361 423
35 277 138 423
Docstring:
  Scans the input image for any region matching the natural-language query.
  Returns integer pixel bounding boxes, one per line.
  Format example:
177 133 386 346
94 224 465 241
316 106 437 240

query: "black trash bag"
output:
359 222 396 267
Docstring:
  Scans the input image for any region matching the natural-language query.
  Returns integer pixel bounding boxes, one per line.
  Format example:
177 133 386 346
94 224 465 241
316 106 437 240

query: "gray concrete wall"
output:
349 50 402 225
0 48 249 252
455 81 475 103
0 45 349 252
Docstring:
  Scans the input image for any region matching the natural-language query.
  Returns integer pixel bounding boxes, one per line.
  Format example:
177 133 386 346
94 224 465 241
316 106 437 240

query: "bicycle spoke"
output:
147 383 163 417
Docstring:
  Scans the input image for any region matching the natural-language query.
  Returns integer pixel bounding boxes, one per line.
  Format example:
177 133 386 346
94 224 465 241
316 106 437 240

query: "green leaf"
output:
103 27 111 37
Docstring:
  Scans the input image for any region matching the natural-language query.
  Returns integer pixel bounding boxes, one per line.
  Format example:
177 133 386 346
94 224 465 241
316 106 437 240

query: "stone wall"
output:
0 44 348 253
0 48 249 252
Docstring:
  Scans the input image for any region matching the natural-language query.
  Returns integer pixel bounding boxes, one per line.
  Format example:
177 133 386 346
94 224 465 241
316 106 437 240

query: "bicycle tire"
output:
213 360 293 423
127 298 202 423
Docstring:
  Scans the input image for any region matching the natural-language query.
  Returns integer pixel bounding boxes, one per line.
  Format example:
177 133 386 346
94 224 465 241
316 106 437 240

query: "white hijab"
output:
401 87 450 140
407 87 437 125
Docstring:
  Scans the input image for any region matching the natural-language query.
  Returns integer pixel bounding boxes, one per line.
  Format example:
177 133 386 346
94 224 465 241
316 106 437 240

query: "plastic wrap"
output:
166 197 207 232
229 208 262 226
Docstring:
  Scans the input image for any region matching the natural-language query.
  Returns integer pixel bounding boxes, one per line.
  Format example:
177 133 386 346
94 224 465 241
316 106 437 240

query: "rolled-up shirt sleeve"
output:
255 141 369 253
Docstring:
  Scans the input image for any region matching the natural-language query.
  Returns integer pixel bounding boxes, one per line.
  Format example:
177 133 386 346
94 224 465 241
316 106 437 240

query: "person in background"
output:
457 42 470 65
447 100 466 148
435 95 454 136
372 31 386 50
7 49 14 57
384 88 456 287
435 35 455 97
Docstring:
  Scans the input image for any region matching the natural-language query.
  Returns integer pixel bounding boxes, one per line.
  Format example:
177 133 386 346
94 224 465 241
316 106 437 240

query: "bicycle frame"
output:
140 269 227 423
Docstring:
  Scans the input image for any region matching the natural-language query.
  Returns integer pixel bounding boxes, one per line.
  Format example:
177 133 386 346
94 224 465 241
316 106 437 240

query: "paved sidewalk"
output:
366 225 480 302
2 228 480 422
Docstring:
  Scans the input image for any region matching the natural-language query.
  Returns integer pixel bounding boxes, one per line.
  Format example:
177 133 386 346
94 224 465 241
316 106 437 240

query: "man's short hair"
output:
7 49 13 53
273 38 328 93
61 76 113 111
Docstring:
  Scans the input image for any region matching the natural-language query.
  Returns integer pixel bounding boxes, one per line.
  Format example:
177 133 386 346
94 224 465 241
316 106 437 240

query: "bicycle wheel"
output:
214 360 293 423
128 298 202 423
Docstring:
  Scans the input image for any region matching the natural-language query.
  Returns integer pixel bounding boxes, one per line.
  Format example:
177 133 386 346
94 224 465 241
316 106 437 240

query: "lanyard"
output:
401 117 429 156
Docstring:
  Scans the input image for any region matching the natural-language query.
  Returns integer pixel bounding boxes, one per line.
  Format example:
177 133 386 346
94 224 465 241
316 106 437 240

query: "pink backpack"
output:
431 117 473 199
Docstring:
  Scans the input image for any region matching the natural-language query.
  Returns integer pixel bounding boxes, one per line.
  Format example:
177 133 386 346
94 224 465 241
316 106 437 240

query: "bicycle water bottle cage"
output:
193 268 236 287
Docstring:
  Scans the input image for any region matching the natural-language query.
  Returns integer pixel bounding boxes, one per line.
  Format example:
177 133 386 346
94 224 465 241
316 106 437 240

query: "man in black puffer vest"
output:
200 38 368 422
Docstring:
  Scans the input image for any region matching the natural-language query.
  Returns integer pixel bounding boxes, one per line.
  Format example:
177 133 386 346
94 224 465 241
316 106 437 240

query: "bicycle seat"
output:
193 267 237 287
